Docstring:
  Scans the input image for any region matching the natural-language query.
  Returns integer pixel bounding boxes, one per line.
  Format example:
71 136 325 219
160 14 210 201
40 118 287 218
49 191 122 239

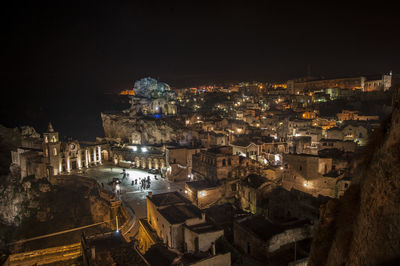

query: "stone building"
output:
185 179 239 209
231 139 260 159
126 77 177 116
137 191 224 257
318 139 357 152
325 122 373 146
233 215 313 263
263 187 330 223
192 146 239 183
237 174 275 215
111 144 165 170
11 123 105 179
282 153 349 198
165 146 202 181
336 110 379 121
287 74 393 93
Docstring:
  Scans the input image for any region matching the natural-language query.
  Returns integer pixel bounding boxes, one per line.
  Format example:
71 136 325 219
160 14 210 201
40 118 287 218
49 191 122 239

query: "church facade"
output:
12 123 107 179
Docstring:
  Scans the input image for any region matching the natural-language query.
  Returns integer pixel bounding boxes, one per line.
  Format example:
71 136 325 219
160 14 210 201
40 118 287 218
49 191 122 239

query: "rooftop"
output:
148 191 190 207
159 204 203 224
185 222 222 234
237 215 311 242
84 232 147 266
242 174 270 189
186 180 219 191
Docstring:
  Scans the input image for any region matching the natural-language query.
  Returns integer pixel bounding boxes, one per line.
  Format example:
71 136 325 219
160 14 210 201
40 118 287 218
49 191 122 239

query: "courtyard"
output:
81 164 186 219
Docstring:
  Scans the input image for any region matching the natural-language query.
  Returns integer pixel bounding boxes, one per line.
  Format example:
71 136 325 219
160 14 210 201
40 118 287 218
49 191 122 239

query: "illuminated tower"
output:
43 122 62 175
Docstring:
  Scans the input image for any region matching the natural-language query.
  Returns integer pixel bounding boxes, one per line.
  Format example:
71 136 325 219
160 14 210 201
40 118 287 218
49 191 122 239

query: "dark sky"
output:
1 0 399 139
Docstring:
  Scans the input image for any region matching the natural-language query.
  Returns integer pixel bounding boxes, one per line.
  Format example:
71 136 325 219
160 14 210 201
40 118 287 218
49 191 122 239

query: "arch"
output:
101 150 109 161
141 158 146 169
135 157 140 168
148 158 153 169
153 158 159 169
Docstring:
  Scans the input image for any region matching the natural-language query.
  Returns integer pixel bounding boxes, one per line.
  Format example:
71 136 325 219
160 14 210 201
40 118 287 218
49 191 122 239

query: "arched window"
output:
53 147 57 156
222 159 226 166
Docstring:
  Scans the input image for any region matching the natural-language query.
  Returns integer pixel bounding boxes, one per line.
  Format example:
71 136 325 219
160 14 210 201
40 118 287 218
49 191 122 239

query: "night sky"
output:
1 1 399 139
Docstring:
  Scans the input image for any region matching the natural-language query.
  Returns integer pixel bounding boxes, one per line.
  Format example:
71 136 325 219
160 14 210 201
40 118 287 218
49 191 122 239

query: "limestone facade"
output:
11 123 105 179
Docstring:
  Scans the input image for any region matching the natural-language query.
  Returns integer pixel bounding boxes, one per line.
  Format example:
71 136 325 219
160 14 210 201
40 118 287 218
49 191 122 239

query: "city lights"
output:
4 3 397 265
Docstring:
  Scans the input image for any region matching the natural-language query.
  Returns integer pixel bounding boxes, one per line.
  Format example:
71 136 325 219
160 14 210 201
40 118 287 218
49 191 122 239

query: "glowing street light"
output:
141 147 148 153
131 146 138 151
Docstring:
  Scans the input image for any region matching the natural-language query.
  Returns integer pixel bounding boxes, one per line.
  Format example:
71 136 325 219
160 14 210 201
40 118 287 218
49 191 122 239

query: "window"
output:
344 183 349 189
222 159 226 166
53 147 57 156
228 159 232 165
299 166 302 171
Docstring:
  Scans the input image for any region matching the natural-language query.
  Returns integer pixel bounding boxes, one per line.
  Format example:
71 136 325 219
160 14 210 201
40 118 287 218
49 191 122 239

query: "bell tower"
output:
43 122 62 175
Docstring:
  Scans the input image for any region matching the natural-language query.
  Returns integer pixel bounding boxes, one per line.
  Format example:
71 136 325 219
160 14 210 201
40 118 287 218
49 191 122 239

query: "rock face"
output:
133 77 175 99
101 113 176 144
308 89 400 265
20 126 40 139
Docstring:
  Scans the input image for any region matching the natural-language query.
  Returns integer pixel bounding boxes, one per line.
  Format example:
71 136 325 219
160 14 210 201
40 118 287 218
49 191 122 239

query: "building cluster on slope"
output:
112 74 398 265
10 73 399 265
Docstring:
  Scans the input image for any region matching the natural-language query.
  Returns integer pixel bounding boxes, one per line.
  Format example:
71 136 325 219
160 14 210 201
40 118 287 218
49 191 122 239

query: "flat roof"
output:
186 180 219 191
159 204 203 224
237 215 311 242
185 222 222 234
148 191 190 207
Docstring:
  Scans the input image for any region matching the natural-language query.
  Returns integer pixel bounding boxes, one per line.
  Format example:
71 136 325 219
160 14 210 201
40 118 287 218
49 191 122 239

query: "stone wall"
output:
233 220 267 261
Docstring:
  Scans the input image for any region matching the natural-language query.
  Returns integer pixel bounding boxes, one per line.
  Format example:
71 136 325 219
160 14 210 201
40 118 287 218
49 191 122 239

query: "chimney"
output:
148 191 152 198
91 247 96 260
211 242 216 256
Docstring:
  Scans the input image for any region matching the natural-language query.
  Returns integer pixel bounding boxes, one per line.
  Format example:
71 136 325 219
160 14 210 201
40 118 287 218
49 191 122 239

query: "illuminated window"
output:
53 148 57 156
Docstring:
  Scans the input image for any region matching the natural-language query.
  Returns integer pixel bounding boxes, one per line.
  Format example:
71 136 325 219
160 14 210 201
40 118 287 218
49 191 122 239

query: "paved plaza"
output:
81 164 186 219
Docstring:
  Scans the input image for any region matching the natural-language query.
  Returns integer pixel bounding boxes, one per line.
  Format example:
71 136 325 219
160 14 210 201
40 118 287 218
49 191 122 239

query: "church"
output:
11 123 105 179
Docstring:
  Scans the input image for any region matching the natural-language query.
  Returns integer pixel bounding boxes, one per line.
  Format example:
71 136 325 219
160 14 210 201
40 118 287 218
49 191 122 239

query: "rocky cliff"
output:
0 125 113 251
101 112 177 144
308 89 400 265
